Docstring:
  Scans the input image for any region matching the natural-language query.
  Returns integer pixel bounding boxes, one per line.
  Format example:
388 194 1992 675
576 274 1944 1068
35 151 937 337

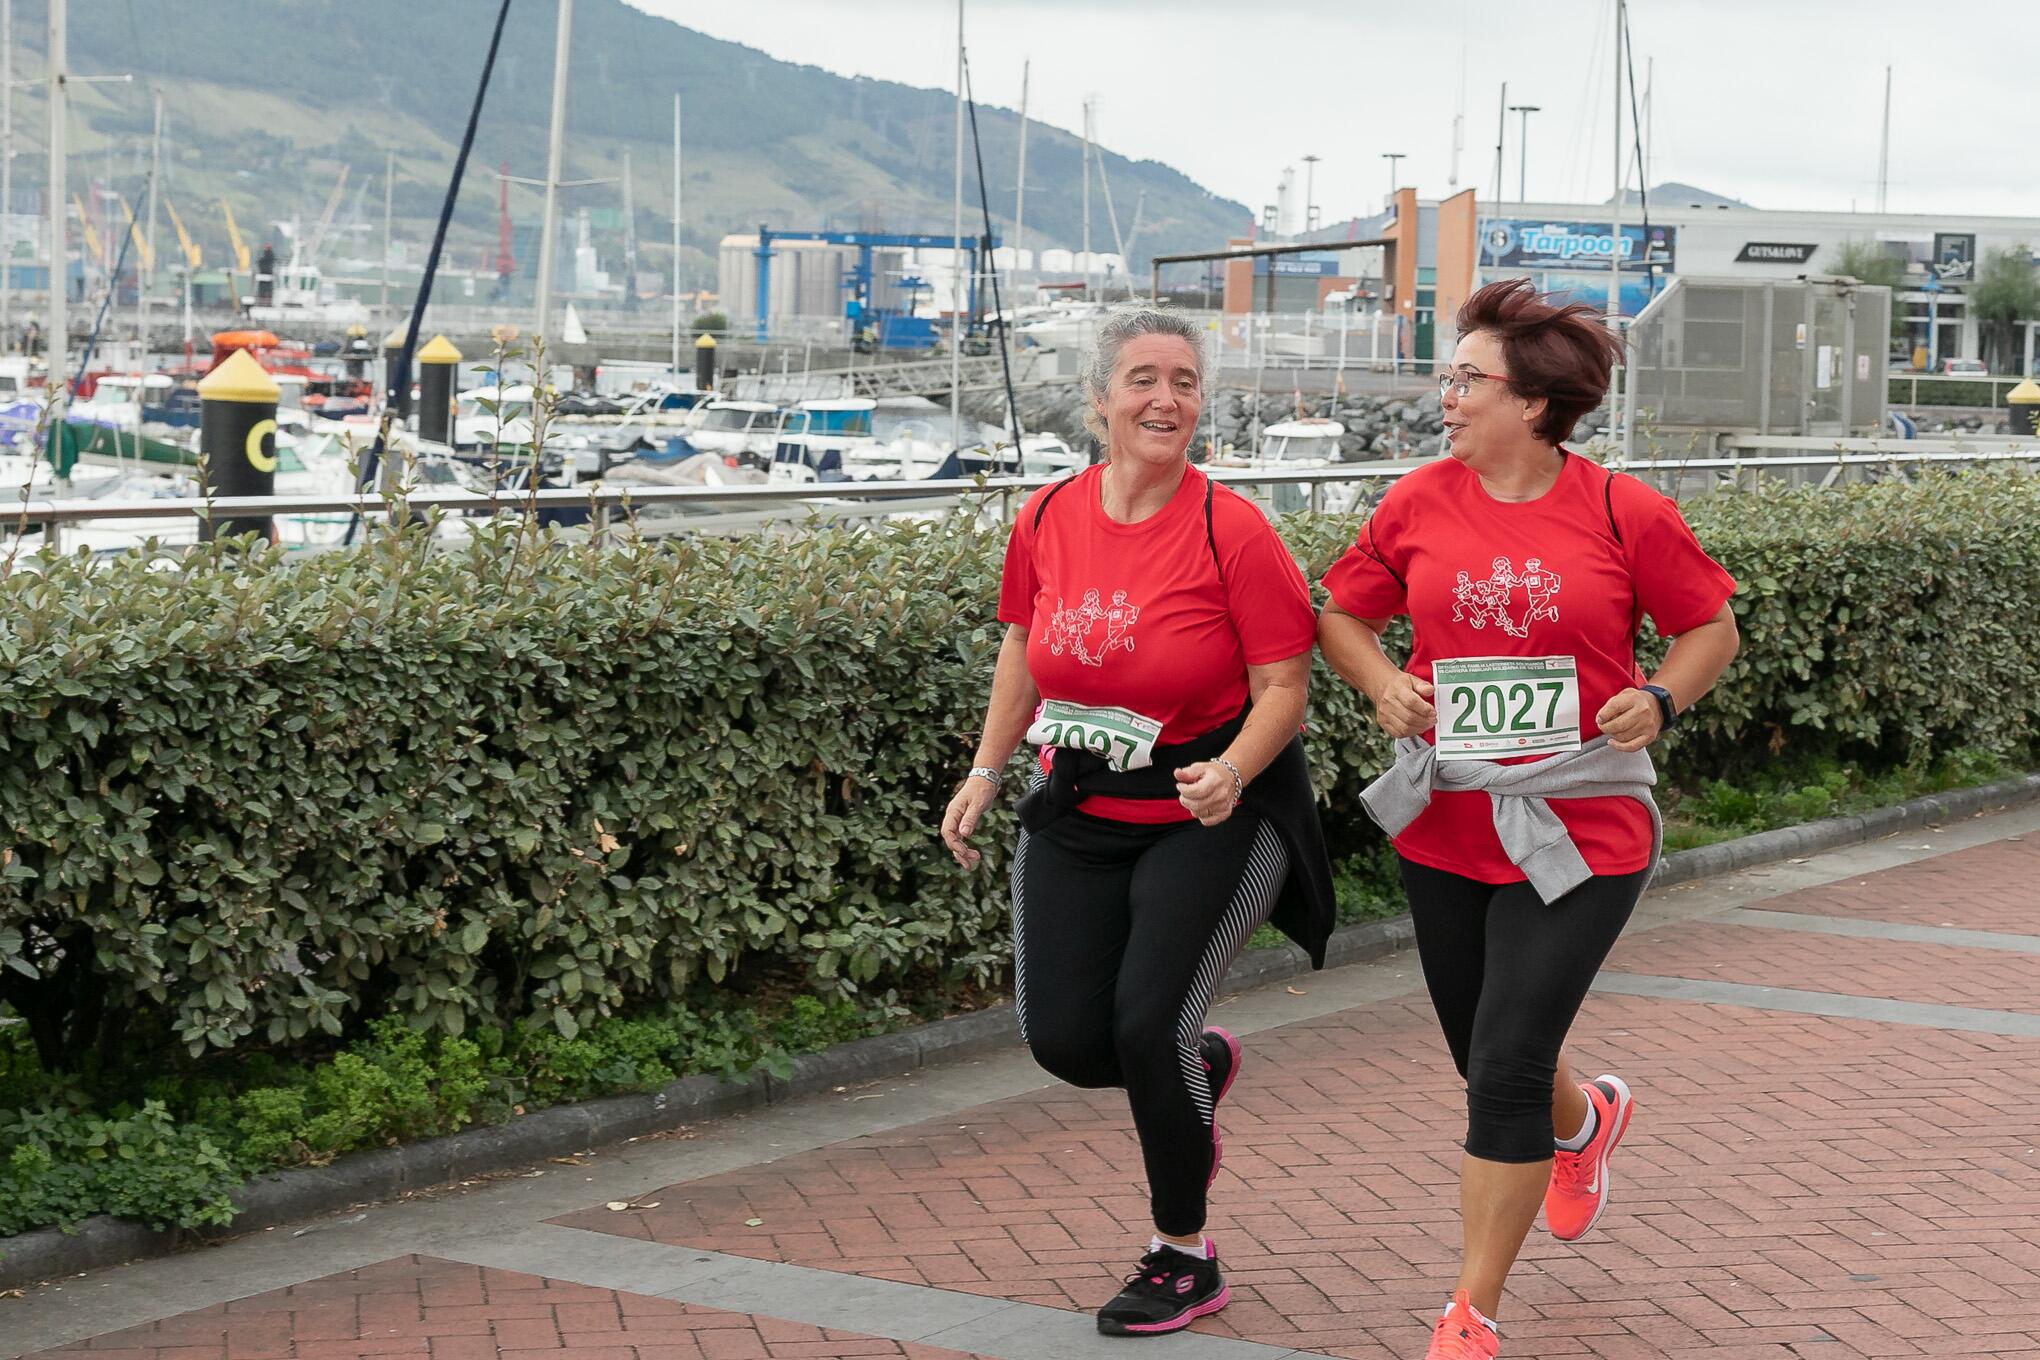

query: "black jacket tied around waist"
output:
1016 705 1335 969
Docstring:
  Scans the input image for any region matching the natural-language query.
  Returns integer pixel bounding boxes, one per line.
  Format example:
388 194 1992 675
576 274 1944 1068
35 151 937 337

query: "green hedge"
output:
2 475 2037 1080
1887 375 2018 410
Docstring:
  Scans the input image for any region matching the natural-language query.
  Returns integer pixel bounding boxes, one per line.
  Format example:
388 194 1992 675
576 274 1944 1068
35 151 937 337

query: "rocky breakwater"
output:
966 386 1456 460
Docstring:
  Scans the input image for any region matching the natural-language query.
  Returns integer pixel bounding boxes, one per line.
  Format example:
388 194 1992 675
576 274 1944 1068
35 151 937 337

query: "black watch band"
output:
1641 683 1678 731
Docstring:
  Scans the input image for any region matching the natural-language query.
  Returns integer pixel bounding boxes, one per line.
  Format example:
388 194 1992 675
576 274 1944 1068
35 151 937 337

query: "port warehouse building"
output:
1171 186 2040 375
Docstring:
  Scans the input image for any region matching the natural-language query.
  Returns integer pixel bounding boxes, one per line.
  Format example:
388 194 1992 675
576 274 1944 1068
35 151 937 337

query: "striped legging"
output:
1012 807 1288 1236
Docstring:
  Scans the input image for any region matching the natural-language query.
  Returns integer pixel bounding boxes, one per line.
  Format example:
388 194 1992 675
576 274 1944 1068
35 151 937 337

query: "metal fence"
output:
6 447 2035 557
1886 374 2032 408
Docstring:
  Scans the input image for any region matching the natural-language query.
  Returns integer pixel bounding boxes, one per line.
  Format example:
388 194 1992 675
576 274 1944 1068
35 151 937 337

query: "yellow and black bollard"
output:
383 326 411 420
694 331 717 392
2008 377 2040 437
341 323 373 385
416 335 463 445
197 349 280 544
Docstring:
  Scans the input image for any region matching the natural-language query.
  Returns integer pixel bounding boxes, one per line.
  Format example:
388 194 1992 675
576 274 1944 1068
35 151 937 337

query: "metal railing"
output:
6 448 2036 556
1887 373 2032 408
721 349 1055 404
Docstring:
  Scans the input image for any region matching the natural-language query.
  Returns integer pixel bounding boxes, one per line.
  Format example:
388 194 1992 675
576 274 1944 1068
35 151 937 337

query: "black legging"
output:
1399 858 1651 1163
1013 808 1288 1237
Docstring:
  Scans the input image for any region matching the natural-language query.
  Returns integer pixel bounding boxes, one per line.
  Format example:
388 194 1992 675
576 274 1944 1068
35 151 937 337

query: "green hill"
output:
27 0 1248 294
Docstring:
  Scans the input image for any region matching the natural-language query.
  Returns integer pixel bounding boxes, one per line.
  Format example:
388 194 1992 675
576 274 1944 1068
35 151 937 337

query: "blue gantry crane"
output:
750 226 995 350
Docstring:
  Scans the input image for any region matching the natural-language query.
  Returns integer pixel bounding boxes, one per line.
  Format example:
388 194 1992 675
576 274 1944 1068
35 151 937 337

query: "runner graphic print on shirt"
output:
1454 555 1562 639
1045 587 1142 667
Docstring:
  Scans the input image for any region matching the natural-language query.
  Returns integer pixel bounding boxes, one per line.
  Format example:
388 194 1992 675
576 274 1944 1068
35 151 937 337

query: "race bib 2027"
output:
1431 655 1581 761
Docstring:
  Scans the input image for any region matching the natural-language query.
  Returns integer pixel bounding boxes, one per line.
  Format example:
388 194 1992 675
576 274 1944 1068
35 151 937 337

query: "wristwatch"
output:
1640 683 1679 731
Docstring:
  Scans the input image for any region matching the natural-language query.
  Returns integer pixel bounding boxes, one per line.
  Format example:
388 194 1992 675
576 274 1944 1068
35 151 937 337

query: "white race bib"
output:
1025 699 1164 773
1431 655 1581 761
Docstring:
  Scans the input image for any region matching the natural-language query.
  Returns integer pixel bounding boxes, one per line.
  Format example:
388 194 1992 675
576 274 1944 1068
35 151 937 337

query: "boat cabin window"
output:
1263 433 1337 462
700 406 766 432
785 407 872 438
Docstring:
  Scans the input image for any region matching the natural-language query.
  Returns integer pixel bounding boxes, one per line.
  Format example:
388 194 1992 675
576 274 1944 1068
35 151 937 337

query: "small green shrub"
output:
0 1100 239 1234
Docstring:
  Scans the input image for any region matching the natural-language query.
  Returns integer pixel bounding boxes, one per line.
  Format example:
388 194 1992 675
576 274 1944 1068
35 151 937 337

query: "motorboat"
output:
765 398 877 484
1010 300 1113 352
1210 417 1354 514
685 399 782 467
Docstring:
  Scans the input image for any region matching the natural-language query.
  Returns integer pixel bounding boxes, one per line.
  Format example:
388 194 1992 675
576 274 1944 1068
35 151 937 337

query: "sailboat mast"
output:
1608 0 1623 321
137 89 159 365
1081 97 1093 302
1013 59 1028 261
671 92 682 376
1876 65 1891 213
46 0 65 417
621 145 636 307
534 0 573 347
1 0 11 351
381 150 392 331
1449 10 1466 189
950 0 964 451
1492 81 1506 208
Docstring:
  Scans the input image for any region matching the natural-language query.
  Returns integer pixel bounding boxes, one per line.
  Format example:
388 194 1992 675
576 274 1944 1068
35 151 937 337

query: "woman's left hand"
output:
1595 688 1664 752
1174 762 1239 826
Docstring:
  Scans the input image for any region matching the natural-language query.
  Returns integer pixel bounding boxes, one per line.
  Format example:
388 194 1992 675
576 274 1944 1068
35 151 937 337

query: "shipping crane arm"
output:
118 195 154 273
163 197 202 269
221 200 251 273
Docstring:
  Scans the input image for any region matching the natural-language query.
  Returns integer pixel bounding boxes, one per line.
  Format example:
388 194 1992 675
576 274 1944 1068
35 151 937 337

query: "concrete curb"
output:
6 770 2036 1289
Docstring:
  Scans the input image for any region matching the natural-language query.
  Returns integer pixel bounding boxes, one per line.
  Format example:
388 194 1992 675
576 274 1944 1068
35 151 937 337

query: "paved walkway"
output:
8 804 2039 1360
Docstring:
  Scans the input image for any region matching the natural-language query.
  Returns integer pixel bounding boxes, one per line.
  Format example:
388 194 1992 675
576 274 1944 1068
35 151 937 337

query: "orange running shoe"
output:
1544 1074 1634 1242
1423 1289 1499 1360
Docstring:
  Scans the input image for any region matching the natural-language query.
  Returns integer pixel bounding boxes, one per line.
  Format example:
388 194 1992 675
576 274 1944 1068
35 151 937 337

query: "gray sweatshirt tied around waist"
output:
1359 735 1662 904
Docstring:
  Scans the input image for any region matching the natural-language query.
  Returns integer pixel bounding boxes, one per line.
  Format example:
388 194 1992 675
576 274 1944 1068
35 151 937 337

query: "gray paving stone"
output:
1594 971 2040 1035
1711 906 2040 953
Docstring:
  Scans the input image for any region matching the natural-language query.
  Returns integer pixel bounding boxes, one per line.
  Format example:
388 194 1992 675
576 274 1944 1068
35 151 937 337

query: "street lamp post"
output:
1509 104 1541 203
1381 152 1405 204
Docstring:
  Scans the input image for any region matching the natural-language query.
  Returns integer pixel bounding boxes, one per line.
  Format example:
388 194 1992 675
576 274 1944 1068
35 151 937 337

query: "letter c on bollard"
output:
246 419 279 474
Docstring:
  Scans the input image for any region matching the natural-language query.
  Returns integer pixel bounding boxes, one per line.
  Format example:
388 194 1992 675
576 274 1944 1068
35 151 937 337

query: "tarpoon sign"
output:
1481 220 1676 273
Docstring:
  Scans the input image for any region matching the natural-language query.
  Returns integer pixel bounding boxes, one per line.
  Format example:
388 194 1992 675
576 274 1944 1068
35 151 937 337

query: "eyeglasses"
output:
1437 369 1513 399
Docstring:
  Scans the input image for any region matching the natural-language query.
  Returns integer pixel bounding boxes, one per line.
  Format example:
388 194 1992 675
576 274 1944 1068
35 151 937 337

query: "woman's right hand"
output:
940 775 1001 868
1369 672 1437 738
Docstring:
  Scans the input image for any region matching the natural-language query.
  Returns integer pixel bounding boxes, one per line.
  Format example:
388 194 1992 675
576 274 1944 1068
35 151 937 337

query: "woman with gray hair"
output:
941 303 1335 1336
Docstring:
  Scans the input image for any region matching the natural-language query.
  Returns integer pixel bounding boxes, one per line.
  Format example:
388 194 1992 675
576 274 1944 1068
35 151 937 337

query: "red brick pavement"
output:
1725 834 2040 934
556 836 2040 1358
1608 920 2040 1014
27 839 2040 1360
22 1256 989 1360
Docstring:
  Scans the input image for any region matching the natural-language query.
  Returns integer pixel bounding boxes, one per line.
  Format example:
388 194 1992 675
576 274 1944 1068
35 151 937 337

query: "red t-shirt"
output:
1321 451 1736 882
998 463 1316 823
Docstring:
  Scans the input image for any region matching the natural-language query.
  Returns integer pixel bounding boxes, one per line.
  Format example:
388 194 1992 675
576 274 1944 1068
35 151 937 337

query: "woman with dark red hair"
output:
1317 279 1740 1360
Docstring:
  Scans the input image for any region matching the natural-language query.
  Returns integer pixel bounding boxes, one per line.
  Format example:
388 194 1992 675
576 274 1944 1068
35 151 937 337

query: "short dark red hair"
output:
1454 279 1624 445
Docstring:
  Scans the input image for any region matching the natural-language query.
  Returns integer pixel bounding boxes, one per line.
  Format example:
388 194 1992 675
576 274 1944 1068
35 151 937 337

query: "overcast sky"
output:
628 0 2038 227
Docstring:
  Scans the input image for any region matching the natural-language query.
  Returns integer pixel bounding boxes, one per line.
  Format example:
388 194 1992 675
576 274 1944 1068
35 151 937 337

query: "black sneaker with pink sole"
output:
1096 1242 1229 1336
